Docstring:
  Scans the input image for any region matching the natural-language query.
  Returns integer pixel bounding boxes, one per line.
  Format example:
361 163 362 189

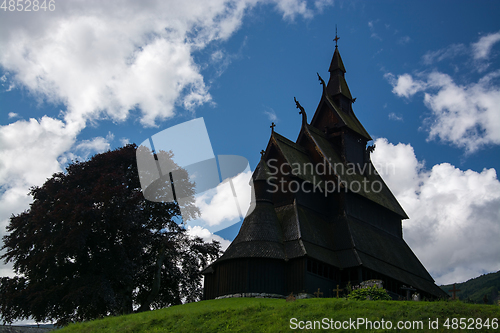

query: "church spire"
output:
326 31 353 112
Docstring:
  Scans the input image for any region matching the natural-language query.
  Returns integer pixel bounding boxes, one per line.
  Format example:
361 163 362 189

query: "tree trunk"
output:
137 243 167 312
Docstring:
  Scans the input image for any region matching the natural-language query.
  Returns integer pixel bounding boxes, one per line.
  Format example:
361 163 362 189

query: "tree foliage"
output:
0 144 220 325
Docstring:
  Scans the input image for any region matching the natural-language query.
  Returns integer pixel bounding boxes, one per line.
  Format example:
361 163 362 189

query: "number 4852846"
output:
1 0 56 11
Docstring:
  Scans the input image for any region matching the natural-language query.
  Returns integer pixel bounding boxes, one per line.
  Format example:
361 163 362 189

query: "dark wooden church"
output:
202 42 446 300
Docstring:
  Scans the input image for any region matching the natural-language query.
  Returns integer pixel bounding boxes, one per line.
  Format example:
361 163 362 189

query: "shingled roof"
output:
215 158 285 263
316 74 372 141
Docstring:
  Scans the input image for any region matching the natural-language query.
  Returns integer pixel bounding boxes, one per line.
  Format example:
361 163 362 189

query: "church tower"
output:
202 40 446 300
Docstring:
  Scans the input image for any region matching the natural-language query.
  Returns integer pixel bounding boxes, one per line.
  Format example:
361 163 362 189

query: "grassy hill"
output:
441 271 500 304
58 297 500 332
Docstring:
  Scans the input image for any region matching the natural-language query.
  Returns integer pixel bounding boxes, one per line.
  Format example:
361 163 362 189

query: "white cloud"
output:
209 37 247 79
263 107 278 122
7 112 19 119
0 73 15 92
422 43 467 65
385 33 500 152
372 138 500 284
0 0 323 130
385 68 500 153
73 132 114 160
388 112 403 121
0 117 79 187
0 116 81 254
120 137 130 146
384 73 426 98
194 170 253 229
314 0 333 12
273 0 313 20
423 71 500 152
186 225 231 252
472 31 500 60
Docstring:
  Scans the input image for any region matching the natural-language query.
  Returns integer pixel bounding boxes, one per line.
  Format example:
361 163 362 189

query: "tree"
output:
0 144 220 325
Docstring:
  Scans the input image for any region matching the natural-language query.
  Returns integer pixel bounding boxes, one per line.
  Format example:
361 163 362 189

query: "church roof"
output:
253 156 274 182
327 47 353 101
270 131 324 187
317 74 372 141
215 200 285 262
304 124 407 218
269 126 406 218
329 46 346 73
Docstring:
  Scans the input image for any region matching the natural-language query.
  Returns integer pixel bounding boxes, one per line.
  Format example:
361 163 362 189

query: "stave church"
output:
202 38 447 300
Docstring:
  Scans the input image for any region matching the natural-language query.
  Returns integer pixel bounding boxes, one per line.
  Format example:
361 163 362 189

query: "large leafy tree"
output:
0 144 220 325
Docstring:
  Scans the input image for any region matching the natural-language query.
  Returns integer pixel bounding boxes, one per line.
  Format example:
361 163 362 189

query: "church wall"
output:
248 258 286 295
215 259 248 297
204 258 287 299
305 272 336 297
344 192 402 238
203 272 216 300
312 102 340 131
286 257 306 295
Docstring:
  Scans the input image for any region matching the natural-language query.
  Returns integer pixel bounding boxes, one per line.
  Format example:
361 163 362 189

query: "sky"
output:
1 0 499 290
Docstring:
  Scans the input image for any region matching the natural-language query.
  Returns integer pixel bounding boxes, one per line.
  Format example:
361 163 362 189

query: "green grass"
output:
58 298 500 332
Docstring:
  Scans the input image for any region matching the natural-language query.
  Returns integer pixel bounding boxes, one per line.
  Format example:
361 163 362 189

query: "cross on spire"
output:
260 150 265 158
270 122 276 132
333 25 339 47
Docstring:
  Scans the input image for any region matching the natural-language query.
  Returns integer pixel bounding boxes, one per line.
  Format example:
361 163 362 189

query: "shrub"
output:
348 286 392 301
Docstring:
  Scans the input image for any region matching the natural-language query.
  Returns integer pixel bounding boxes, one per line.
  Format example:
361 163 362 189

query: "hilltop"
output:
56 297 500 333
441 271 500 304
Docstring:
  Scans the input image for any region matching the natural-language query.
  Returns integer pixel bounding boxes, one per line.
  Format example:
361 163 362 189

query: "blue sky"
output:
1 0 500 287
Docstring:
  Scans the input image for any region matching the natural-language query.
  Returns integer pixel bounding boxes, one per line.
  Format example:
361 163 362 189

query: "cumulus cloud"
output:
183 169 254 255
120 137 130 146
423 71 500 152
385 69 500 153
384 73 426 98
372 138 500 284
0 0 327 130
194 170 253 230
385 32 500 153
0 116 81 256
186 225 231 252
